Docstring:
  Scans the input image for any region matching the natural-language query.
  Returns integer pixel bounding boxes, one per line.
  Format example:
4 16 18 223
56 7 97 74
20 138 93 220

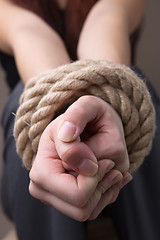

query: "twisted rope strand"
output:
13 60 156 172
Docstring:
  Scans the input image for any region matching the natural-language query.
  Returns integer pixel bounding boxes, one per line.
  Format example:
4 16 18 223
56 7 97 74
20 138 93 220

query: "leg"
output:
1 82 86 240
110 80 160 240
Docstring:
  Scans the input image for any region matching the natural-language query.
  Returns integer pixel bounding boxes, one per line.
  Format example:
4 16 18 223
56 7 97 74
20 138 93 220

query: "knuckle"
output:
71 191 89 208
29 164 43 187
110 194 118 204
89 213 98 221
28 182 34 196
109 189 120 204
112 130 126 156
98 182 106 195
28 181 38 199
68 95 98 119
76 209 90 222
68 99 86 118
29 168 35 182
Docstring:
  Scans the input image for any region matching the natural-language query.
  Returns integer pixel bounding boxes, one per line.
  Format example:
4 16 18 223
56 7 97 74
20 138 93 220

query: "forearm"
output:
12 19 70 83
0 0 70 83
77 0 146 66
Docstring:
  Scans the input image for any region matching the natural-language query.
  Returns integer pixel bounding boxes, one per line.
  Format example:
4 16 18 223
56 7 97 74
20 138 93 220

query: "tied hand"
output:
29 96 132 221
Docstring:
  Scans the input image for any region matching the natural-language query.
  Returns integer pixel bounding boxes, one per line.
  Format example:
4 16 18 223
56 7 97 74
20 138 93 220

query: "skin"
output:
29 96 132 221
0 0 146 82
0 0 146 220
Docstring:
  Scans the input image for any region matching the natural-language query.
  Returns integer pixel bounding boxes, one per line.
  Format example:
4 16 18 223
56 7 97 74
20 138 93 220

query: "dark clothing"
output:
0 53 19 91
0 1 160 239
1 81 86 240
1 65 160 239
110 77 160 240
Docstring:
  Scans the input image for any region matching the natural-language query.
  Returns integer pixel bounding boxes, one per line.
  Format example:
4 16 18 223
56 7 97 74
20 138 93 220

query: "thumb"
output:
54 120 98 176
57 95 105 142
52 96 104 176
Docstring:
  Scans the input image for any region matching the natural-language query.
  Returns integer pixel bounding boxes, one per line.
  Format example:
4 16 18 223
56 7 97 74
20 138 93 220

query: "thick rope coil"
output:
13 60 156 172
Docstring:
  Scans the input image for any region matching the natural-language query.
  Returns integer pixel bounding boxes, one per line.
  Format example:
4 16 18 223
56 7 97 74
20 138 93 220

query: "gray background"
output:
0 0 160 238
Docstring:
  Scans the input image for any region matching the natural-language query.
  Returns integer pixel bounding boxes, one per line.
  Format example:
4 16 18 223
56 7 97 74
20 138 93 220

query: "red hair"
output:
11 0 97 59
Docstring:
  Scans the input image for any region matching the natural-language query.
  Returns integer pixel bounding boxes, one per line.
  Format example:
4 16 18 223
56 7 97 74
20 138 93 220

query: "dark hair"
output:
11 0 97 59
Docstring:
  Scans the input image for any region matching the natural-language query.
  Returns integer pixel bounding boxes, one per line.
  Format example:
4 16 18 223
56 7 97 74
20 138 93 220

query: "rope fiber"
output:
13 60 156 172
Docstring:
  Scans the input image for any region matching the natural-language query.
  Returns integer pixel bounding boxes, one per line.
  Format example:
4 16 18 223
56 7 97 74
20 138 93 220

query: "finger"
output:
29 168 122 222
54 136 98 176
87 170 123 220
30 158 114 207
54 95 129 172
56 96 106 142
85 131 129 173
37 116 98 177
88 172 133 220
120 172 133 189
29 180 90 222
51 96 107 176
88 186 121 220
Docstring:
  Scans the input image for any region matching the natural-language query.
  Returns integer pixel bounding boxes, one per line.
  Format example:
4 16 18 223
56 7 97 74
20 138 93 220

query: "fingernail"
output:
120 173 133 188
111 172 123 185
77 159 98 176
106 161 115 173
58 121 77 142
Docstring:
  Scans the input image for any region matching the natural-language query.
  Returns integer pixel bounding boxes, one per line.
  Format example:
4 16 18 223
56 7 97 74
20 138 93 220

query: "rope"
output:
13 60 156 172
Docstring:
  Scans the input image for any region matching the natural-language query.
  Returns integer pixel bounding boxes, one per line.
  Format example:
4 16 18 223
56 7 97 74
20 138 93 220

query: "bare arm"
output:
0 0 70 83
77 0 146 66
